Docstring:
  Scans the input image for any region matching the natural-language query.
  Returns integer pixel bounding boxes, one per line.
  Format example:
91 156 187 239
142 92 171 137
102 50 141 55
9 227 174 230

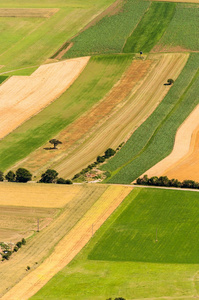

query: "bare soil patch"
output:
144 104 199 181
0 8 59 18
152 44 192 53
1 185 132 300
0 57 90 139
0 184 109 298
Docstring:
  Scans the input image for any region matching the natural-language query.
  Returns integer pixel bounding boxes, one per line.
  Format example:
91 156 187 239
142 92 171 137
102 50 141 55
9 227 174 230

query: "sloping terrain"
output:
0 57 89 138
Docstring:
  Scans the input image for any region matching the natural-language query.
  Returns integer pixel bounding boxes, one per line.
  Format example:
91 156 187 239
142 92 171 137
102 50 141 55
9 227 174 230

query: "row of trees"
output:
0 238 26 261
136 175 199 189
0 168 32 183
0 168 72 184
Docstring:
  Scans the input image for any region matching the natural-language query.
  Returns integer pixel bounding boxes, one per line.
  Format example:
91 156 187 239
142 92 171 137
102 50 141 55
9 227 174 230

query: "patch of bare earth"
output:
1 185 132 300
0 8 59 18
0 57 90 139
142 104 199 182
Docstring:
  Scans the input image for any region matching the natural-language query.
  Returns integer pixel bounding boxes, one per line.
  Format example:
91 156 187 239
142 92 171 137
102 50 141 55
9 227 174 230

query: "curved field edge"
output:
123 2 176 53
31 188 199 300
144 104 199 181
0 54 133 171
102 53 199 184
2 185 132 300
64 0 150 58
0 57 90 139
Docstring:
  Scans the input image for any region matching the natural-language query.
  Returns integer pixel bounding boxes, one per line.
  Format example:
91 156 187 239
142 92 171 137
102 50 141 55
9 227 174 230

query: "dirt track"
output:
0 8 59 18
1 185 132 300
143 104 199 181
0 57 89 139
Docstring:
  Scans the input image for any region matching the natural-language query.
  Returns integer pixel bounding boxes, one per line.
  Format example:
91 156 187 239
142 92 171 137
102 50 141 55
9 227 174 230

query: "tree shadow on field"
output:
43 147 57 150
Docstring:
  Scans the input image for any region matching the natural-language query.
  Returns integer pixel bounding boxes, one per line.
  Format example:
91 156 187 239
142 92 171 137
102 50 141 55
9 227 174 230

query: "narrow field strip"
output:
0 184 108 297
0 182 83 208
54 53 188 179
1 185 132 300
144 104 199 180
17 58 153 175
0 8 59 18
103 53 199 184
0 57 90 139
123 2 176 53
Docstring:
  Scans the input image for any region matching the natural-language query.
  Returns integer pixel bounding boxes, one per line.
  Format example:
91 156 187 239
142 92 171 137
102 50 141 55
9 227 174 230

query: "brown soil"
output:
1 185 132 300
16 59 152 174
0 8 59 18
0 57 90 139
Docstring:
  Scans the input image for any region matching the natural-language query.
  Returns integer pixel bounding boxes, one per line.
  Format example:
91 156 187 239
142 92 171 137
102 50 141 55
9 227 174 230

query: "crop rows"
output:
102 53 199 183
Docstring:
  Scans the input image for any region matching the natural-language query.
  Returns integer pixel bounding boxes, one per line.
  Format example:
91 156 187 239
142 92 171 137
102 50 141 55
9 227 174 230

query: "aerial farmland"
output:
0 0 199 299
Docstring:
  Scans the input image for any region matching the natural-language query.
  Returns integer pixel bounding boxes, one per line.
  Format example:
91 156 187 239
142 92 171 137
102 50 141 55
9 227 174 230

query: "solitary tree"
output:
49 139 62 149
167 78 174 85
39 169 58 183
16 168 32 183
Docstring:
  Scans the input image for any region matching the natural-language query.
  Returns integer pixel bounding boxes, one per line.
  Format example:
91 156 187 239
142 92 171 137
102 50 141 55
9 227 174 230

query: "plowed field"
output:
0 57 89 138
145 104 199 181
1 185 132 299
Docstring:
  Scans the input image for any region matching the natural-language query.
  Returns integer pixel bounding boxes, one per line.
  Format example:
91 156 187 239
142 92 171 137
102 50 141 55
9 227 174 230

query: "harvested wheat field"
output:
0 57 89 139
0 8 59 18
16 53 188 179
143 104 199 181
1 184 132 299
0 182 83 208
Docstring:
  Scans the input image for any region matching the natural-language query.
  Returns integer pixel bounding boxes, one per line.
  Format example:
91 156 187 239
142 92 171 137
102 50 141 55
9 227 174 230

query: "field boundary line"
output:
1 186 132 300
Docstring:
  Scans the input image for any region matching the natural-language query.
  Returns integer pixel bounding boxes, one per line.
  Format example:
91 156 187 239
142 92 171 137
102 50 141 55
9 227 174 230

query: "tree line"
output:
0 168 72 184
136 175 199 189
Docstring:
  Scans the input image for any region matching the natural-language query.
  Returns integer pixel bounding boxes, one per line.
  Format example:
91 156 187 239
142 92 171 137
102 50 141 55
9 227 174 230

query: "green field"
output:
64 0 149 58
102 53 199 184
0 0 115 75
123 2 176 53
155 3 199 52
0 76 7 84
0 55 133 171
31 188 199 299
